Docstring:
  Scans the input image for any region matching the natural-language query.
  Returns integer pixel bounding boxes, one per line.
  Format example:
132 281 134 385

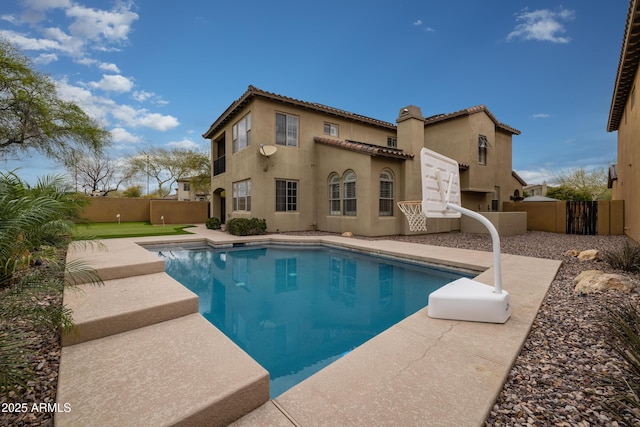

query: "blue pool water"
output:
150 243 471 398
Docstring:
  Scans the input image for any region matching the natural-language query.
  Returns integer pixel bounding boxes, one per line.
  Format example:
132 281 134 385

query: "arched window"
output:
379 169 394 216
328 173 341 215
343 170 356 216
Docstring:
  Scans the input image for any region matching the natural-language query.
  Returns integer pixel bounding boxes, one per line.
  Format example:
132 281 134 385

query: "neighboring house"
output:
203 85 522 236
176 177 209 201
524 182 548 197
608 0 640 243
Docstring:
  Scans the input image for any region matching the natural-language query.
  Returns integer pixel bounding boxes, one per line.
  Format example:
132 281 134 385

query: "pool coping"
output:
57 225 562 426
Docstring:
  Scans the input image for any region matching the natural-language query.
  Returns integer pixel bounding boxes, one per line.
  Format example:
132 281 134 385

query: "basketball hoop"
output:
397 201 427 232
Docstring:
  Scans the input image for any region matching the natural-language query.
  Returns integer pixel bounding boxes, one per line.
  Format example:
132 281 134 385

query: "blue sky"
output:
0 0 629 188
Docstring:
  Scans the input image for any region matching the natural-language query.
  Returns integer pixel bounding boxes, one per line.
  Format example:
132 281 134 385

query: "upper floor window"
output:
324 123 338 137
276 179 298 212
478 135 489 165
387 137 397 148
328 173 341 215
379 170 394 216
276 112 298 147
232 179 251 211
343 170 356 216
183 182 190 191
232 113 251 153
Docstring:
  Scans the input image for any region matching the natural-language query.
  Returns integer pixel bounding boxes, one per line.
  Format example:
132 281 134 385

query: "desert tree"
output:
551 167 608 201
127 147 209 198
0 39 110 162
65 150 133 196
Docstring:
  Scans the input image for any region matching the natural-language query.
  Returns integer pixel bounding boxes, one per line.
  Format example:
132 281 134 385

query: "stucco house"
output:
176 177 209 201
203 85 522 236
608 0 640 243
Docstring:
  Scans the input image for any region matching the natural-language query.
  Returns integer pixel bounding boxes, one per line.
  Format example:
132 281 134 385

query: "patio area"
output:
55 225 561 426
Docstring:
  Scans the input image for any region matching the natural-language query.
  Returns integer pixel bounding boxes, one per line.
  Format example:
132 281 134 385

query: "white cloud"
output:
22 0 71 11
111 105 179 131
98 62 120 73
507 8 575 43
517 168 557 185
167 138 200 150
413 19 435 32
137 113 180 131
1 14 20 25
89 74 134 93
33 52 58 64
110 127 141 144
66 4 138 44
132 90 154 102
530 113 552 119
0 29 62 51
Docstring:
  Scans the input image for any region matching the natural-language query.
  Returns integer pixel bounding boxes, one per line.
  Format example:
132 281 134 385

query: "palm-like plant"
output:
0 171 101 396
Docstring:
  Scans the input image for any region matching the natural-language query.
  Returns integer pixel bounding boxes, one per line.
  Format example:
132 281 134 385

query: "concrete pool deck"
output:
56 225 561 426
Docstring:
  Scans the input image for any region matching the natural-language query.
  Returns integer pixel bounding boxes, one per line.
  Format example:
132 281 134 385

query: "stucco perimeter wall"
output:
503 200 624 235
82 197 150 222
81 198 209 224
460 212 527 236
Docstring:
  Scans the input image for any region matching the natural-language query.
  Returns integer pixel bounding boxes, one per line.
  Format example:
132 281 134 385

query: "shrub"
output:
226 218 266 236
600 303 640 421
205 217 221 230
602 241 640 273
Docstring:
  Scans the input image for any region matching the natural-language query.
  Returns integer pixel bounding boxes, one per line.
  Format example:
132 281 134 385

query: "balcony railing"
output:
213 155 226 176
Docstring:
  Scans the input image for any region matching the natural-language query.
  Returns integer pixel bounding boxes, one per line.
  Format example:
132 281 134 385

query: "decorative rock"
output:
577 249 599 261
341 231 353 237
564 249 580 257
574 270 634 294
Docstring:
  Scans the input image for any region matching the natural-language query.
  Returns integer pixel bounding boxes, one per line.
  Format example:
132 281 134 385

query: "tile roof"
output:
423 105 521 135
313 136 414 160
203 85 396 139
608 0 640 132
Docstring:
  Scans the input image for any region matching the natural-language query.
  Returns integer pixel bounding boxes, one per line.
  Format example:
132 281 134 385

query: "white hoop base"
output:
397 201 427 232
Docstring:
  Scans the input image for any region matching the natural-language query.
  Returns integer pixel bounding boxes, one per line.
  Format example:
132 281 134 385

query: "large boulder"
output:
574 270 634 294
577 249 599 261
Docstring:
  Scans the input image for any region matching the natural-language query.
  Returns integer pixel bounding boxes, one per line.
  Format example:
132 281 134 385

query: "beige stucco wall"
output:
82 197 150 222
80 198 208 225
207 97 518 237
503 201 623 235
424 113 520 213
614 69 640 242
209 98 401 234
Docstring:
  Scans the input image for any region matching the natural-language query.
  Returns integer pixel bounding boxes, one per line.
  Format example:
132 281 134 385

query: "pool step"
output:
56 313 270 426
62 272 199 346
66 239 166 282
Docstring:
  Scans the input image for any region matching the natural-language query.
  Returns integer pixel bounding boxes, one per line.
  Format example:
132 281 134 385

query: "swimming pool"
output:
150 242 471 398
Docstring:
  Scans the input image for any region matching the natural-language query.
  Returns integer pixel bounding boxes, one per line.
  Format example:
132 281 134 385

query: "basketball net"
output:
397 201 427 232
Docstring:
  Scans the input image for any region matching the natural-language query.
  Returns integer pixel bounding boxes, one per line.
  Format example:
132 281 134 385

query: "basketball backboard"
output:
420 147 461 218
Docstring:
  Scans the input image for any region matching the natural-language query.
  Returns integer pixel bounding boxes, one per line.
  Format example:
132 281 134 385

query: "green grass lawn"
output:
74 221 196 239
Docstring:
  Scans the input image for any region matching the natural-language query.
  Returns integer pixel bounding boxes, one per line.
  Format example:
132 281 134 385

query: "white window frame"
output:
478 134 489 166
276 179 298 212
276 112 298 147
232 179 251 211
328 173 341 215
379 169 394 216
324 122 338 137
232 113 251 153
343 170 356 216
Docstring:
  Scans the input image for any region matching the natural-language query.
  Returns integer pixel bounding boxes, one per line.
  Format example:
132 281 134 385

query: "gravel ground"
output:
2 230 639 426
365 231 640 426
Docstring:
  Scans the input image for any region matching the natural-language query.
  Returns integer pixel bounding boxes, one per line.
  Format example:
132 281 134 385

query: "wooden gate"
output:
566 201 598 235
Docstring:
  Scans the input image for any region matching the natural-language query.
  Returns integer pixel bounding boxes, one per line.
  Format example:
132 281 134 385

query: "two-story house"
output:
608 0 640 243
203 85 522 236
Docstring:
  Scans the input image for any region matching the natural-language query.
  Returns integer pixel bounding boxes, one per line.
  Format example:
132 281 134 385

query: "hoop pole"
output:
445 203 503 294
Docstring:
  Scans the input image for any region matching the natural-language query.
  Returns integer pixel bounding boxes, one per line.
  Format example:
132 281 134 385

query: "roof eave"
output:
608 0 640 132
